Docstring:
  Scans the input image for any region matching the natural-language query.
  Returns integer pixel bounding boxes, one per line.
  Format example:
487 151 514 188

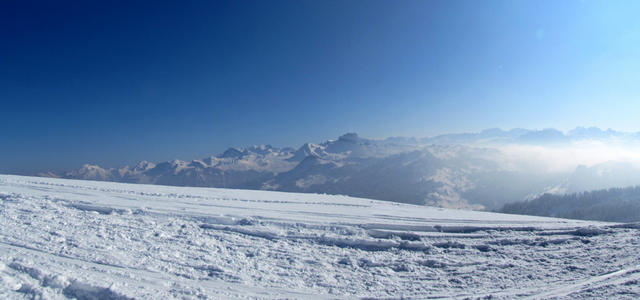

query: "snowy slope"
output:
1 175 639 299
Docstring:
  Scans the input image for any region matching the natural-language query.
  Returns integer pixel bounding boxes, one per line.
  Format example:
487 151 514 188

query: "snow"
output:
1 174 639 299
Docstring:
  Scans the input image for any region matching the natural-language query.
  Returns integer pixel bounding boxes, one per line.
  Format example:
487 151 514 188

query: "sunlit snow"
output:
1 175 639 299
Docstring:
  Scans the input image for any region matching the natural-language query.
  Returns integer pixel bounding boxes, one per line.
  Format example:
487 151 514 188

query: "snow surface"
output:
1 174 639 299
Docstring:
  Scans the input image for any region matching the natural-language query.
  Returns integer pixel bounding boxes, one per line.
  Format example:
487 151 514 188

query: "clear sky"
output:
2 0 640 173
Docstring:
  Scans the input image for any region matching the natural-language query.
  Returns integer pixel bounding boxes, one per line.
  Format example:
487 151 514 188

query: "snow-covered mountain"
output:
2 175 639 299
41 128 640 210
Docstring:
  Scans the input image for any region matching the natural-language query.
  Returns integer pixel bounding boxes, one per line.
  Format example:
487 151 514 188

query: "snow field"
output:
1 175 639 299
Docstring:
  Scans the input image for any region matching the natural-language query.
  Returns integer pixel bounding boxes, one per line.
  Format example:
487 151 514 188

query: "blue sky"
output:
2 0 640 173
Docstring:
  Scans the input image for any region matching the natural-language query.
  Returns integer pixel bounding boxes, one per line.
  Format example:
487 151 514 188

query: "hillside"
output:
501 186 640 222
2 175 640 298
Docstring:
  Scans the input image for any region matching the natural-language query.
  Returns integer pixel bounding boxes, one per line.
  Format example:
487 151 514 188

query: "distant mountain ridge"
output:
423 126 637 145
40 128 640 210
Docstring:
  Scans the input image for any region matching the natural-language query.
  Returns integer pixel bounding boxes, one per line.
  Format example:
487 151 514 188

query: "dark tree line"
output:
501 186 640 222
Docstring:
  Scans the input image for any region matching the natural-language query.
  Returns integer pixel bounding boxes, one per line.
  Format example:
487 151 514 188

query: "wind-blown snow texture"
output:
1 175 640 299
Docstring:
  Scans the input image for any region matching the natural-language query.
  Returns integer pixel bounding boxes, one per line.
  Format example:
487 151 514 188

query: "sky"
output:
2 0 640 173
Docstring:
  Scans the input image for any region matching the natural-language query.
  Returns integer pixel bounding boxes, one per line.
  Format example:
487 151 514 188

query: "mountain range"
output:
40 127 640 210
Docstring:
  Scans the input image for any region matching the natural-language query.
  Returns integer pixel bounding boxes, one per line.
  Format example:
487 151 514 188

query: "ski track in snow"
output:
1 175 639 299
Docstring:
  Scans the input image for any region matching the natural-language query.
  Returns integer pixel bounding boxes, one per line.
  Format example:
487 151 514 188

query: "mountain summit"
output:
41 128 640 210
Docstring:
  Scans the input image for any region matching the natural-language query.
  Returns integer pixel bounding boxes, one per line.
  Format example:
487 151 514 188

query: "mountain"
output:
40 128 640 210
532 161 640 196
422 127 637 146
501 185 640 222
563 161 640 193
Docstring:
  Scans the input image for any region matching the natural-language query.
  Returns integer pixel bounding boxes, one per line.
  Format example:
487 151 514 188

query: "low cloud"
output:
496 140 640 173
